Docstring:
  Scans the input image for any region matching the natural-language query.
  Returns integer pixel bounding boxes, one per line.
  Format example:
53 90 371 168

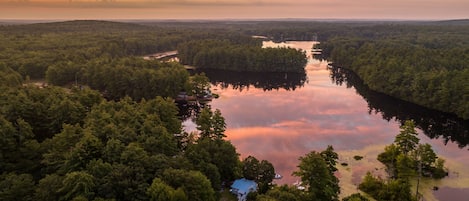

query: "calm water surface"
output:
183 41 469 200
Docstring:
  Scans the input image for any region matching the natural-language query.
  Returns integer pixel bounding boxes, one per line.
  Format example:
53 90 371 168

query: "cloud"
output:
0 0 289 9
1 0 467 19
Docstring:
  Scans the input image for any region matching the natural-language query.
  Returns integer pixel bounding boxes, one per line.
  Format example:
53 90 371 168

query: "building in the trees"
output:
230 178 258 201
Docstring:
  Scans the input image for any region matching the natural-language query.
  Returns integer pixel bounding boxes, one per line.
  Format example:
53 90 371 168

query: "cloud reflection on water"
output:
209 58 400 184
182 41 469 200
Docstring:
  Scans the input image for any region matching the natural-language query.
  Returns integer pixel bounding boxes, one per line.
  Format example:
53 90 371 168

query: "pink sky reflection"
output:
180 41 469 196
207 43 401 183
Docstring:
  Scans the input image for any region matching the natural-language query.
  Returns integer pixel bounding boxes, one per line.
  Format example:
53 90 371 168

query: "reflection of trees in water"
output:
177 101 214 122
178 69 307 122
195 69 307 92
329 66 469 149
177 102 200 122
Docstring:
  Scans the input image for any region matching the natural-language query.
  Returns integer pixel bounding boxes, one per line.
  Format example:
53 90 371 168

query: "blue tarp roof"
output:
231 178 257 194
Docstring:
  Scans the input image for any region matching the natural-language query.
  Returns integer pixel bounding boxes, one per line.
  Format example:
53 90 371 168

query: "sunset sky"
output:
0 0 468 20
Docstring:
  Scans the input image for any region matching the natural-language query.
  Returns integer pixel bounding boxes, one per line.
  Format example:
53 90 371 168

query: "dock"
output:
143 50 178 60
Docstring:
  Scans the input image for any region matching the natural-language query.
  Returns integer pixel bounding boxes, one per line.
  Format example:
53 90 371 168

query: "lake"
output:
183 41 469 200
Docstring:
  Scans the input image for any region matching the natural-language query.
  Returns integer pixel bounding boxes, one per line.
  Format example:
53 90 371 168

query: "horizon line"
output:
1 17 468 22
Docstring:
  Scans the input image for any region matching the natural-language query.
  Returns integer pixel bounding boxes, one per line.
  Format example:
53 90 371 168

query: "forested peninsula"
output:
177 40 307 73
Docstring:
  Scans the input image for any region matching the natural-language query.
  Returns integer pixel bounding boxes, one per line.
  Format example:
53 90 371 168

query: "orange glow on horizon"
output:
0 0 468 20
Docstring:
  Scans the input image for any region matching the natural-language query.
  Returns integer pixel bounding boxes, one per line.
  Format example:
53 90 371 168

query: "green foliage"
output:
178 39 307 73
0 86 100 141
196 108 227 140
147 178 188 201
359 173 416 201
257 160 275 193
319 24 469 119
396 154 416 179
59 171 96 201
321 145 339 172
196 108 214 139
42 124 85 174
162 169 216 201
255 195 278 201
189 73 211 96
380 179 416 201
432 158 447 179
377 144 401 178
394 120 419 155
172 188 189 201
0 20 186 79
0 63 23 87
0 20 304 201
0 173 35 201
358 172 385 198
35 174 64 201
292 147 340 201
241 156 276 193
0 117 41 175
246 192 258 201
243 156 260 181
1 20 468 120
212 109 227 138
65 132 104 172
185 138 240 189
377 120 447 180
363 119 448 201
78 59 188 101
377 144 401 165
46 61 83 86
414 143 437 169
260 185 306 201
14 94 200 201
10 20 464 201
342 193 370 201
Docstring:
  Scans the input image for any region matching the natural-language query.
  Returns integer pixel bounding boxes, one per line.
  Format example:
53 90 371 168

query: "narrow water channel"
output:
183 41 469 200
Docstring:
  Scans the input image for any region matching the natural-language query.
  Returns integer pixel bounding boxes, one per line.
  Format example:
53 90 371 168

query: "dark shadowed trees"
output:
292 147 339 201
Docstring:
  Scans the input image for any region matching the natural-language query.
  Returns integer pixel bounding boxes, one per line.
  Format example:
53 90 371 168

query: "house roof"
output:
231 178 257 194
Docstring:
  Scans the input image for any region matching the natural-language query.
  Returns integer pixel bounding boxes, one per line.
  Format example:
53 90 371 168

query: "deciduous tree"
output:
293 150 339 201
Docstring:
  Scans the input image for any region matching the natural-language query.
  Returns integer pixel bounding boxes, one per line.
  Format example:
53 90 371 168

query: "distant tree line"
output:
318 24 469 119
0 20 261 80
177 39 307 73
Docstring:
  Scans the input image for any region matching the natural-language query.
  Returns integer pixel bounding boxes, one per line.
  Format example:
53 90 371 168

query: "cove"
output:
182 41 469 200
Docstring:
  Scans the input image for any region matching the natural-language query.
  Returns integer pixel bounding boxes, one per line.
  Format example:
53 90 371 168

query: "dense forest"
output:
177 39 307 73
330 66 469 149
0 20 336 201
0 85 239 200
0 20 237 201
140 20 469 119
0 20 466 200
316 23 469 119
